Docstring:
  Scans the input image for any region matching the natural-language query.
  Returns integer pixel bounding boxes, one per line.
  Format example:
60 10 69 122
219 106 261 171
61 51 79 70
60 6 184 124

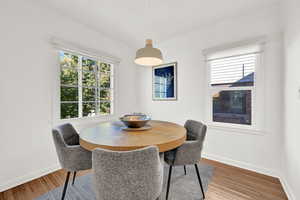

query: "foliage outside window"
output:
60 51 113 119
209 53 257 125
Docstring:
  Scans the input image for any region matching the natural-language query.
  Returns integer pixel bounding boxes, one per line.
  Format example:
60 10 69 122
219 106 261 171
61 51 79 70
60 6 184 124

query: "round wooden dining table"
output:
80 120 187 152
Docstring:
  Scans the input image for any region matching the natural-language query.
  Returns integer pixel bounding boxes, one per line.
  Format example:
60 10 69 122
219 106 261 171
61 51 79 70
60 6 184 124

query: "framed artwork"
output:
152 62 177 101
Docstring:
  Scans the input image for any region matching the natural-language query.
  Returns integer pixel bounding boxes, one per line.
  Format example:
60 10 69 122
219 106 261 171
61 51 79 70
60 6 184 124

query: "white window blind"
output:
210 53 256 86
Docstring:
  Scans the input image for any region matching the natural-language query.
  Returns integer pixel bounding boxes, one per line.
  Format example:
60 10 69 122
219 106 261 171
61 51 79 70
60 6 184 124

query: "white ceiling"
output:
35 0 279 47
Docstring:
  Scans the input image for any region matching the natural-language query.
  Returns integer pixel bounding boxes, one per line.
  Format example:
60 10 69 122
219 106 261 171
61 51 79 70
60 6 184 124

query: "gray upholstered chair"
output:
52 123 92 200
164 120 207 199
92 146 164 200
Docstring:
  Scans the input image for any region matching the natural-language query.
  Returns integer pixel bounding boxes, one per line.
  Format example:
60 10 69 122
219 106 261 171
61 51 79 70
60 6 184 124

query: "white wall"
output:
282 0 300 199
0 0 138 191
137 5 284 177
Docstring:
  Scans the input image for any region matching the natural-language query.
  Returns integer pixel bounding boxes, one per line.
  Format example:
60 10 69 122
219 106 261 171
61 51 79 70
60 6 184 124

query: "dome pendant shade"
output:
135 39 163 66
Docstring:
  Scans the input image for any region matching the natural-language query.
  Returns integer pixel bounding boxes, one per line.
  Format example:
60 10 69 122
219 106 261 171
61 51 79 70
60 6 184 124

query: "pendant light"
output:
135 39 163 66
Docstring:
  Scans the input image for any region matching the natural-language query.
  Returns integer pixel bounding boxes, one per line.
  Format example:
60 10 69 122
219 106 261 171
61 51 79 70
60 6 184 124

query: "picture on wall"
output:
152 62 177 101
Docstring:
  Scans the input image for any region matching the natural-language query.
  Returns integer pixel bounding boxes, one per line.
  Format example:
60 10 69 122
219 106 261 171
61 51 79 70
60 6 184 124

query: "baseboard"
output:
279 176 296 200
0 164 61 192
202 153 279 178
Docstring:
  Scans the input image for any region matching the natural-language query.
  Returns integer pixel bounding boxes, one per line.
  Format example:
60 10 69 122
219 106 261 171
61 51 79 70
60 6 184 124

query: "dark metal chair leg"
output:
72 171 77 185
166 165 173 200
194 164 205 199
184 165 187 175
61 171 71 200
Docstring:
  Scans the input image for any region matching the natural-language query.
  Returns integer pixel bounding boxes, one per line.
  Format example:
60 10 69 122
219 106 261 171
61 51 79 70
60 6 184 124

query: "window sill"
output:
54 114 116 126
54 114 117 131
60 114 115 121
207 123 265 135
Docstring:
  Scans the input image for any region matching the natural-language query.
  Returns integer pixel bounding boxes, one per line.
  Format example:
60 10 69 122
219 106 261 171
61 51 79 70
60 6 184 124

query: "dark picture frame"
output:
152 62 177 101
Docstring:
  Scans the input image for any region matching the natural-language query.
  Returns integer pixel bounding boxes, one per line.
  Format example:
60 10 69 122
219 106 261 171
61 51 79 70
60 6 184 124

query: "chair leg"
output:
61 171 71 200
72 171 77 185
166 165 173 200
194 164 205 199
184 165 187 175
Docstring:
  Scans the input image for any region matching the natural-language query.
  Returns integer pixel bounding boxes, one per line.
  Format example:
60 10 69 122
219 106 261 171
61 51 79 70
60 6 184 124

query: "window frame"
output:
58 50 115 120
204 45 265 134
53 50 116 124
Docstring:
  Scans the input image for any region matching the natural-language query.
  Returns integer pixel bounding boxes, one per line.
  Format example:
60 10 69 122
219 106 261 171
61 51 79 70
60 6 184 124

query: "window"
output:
213 90 252 125
59 51 113 119
206 44 263 127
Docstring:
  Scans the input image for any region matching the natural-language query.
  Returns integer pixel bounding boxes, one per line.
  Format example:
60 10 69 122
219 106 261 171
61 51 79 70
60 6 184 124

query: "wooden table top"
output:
79 120 187 152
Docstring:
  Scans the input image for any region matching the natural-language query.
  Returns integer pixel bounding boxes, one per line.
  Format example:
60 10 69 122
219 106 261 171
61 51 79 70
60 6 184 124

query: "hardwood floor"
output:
0 159 288 200
202 159 288 200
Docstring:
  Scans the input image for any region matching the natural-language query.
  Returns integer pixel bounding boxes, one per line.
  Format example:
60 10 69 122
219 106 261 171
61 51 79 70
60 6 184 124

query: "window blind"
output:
210 53 256 86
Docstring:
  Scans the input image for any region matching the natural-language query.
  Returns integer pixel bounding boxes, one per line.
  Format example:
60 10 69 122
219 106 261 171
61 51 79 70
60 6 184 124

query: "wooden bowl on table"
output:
120 114 151 128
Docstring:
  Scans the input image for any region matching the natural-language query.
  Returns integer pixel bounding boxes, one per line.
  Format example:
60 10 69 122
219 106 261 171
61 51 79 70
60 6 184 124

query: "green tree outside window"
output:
59 51 113 119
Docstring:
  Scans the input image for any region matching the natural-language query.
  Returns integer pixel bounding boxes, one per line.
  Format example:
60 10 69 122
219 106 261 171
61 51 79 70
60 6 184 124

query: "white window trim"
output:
50 37 121 64
203 38 266 135
50 38 120 124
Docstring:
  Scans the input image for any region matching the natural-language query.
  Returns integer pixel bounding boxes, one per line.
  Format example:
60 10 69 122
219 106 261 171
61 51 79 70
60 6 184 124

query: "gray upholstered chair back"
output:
92 146 163 200
185 120 207 144
164 120 207 166
52 123 91 171
54 123 79 145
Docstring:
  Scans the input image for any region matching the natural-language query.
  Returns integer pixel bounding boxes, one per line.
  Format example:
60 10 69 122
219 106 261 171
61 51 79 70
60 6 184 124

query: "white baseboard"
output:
279 176 296 200
0 164 61 192
202 153 279 178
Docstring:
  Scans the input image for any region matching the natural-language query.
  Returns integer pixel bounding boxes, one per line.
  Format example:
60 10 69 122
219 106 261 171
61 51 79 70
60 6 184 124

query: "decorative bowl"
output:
120 114 151 128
